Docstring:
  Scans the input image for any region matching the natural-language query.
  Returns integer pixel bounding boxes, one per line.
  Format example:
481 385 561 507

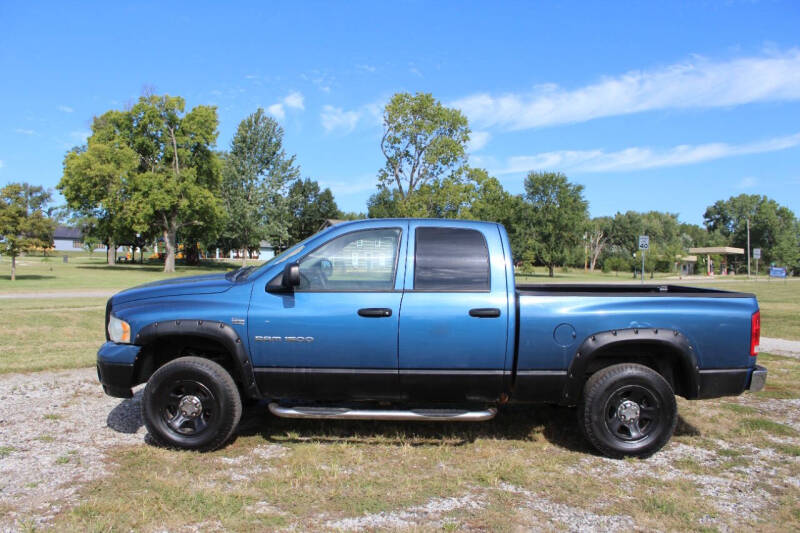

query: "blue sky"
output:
1 1 799 224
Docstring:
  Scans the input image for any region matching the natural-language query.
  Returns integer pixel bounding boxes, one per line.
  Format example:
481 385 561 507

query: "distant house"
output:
258 241 275 261
52 226 105 252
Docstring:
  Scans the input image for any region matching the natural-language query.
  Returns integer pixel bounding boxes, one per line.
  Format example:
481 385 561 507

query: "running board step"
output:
267 402 497 422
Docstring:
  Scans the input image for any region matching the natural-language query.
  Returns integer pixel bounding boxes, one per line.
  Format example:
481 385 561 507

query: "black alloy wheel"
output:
579 363 677 458
142 356 242 451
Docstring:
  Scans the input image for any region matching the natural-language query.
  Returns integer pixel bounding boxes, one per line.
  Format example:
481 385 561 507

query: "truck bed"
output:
516 283 754 298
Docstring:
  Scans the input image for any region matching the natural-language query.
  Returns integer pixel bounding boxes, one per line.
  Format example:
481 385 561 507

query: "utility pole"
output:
746 218 751 279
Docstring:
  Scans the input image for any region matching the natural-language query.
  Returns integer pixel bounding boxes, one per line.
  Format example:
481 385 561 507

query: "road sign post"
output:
753 248 761 279
638 236 649 283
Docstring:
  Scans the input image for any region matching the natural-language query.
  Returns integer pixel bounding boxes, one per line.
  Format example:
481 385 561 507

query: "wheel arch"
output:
132 320 260 400
563 328 700 404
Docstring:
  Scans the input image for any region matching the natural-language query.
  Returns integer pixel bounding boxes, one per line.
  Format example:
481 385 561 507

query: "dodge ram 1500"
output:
97 218 767 457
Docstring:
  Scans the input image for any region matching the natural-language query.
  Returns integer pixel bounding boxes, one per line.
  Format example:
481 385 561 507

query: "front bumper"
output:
97 341 142 398
747 365 768 393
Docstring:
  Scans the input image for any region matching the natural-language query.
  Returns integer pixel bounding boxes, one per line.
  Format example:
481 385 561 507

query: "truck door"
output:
248 224 407 400
398 222 510 401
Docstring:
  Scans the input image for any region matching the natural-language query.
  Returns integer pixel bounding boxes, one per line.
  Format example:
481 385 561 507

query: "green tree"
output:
374 92 470 215
0 183 56 280
605 211 687 275
287 178 340 244
221 109 300 264
704 194 799 270
521 172 588 277
59 125 138 265
368 166 515 225
59 96 222 272
126 95 222 272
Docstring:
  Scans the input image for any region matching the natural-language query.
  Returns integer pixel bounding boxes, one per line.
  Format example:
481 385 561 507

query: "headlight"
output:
108 315 131 343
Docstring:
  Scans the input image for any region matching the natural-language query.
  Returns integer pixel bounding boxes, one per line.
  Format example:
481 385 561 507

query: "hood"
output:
111 273 234 305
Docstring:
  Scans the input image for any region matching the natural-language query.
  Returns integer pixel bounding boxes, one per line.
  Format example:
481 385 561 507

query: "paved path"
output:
0 290 116 299
761 337 800 359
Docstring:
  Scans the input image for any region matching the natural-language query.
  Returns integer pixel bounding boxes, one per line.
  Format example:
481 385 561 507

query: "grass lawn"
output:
0 253 253 293
0 298 106 373
47 352 800 531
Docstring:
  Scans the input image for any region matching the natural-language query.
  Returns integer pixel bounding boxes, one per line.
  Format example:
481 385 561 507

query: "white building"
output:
52 226 105 252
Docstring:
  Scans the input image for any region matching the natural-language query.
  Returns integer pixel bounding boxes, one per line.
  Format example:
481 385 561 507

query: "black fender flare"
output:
134 320 261 399
562 327 700 404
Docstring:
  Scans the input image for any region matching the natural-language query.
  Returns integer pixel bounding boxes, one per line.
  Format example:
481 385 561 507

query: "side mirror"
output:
282 262 301 289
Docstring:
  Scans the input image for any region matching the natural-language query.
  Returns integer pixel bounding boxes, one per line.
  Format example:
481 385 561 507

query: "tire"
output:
579 363 677 459
142 356 242 451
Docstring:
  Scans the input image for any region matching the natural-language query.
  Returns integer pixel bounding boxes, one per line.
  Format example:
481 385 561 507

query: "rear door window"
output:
414 227 490 291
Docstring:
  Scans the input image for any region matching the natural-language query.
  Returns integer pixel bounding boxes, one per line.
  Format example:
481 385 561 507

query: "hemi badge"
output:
231 318 245 325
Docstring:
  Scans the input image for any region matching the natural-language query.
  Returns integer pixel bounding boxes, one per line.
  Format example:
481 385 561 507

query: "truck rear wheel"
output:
142 356 242 451
579 363 677 458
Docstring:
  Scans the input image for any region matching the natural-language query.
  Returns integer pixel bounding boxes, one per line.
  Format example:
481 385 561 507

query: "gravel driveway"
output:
0 368 145 529
2 343 799 531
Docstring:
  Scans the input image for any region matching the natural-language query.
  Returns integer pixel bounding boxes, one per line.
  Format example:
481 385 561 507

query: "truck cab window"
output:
297 228 401 291
414 227 490 290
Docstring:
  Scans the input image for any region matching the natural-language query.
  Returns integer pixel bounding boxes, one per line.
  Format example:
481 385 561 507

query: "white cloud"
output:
58 105 74 113
0 160 4 169
283 91 304 110
496 132 800 174
15 128 35 135
321 105 361 133
356 64 376 73
454 49 800 130
467 131 491 152
266 92 305 121
267 103 285 120
302 70 334 93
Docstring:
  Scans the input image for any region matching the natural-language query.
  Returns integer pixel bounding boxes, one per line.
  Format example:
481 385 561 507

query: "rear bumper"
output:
747 365 768 393
696 365 767 399
97 341 142 398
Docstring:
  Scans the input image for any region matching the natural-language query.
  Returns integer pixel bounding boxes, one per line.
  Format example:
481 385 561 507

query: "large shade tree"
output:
0 183 56 280
60 95 222 272
59 117 139 265
127 95 222 272
373 92 470 216
521 171 589 277
221 108 299 263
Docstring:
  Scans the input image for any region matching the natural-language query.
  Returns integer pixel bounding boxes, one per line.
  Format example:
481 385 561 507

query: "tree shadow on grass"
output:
0 274 56 281
78 261 237 273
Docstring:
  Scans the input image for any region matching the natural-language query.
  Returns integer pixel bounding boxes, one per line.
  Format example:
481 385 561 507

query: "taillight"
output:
750 310 760 356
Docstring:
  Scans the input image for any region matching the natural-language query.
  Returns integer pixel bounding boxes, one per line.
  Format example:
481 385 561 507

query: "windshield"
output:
238 232 321 280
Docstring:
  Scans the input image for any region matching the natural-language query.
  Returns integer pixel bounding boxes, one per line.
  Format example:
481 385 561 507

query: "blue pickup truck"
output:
98 218 766 458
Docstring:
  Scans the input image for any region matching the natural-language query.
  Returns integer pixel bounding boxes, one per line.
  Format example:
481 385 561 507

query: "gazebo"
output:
689 246 745 275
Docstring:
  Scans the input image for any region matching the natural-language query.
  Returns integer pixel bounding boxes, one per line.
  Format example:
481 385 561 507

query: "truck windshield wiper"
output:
230 266 255 282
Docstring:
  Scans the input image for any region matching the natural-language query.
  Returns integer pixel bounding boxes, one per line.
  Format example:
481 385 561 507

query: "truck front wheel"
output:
579 363 677 458
142 356 242 451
